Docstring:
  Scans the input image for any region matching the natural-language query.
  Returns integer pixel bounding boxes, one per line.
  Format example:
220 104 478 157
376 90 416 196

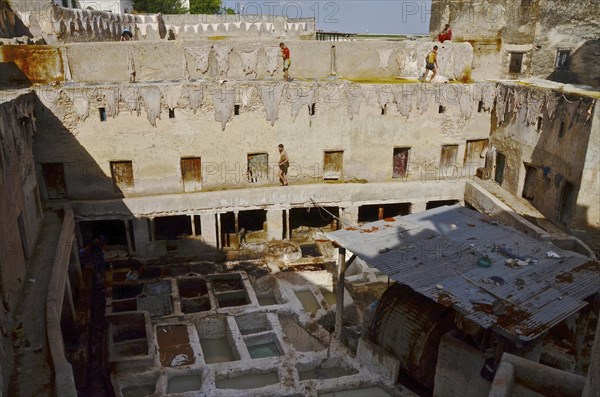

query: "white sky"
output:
223 0 432 34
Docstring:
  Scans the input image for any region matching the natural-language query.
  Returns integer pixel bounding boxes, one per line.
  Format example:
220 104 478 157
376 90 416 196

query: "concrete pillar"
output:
190 215 196 236
124 219 133 254
216 213 222 248
149 218 156 241
340 206 359 228
411 201 427 214
266 209 283 241
378 206 384 220
488 361 515 397
200 213 218 247
335 247 346 340
285 209 290 240
132 218 151 252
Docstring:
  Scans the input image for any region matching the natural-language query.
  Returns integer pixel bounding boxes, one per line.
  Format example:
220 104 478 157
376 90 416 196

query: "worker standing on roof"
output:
437 24 452 42
421 45 439 83
280 43 291 81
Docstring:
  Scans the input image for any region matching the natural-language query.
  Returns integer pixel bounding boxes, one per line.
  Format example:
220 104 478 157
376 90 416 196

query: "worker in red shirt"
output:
437 24 452 43
280 42 291 81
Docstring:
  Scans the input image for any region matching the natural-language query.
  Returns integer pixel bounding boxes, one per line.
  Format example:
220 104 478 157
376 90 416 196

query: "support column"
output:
378 206 384 220
216 213 222 248
340 206 359 228
124 219 133 254
411 201 427 214
132 218 151 255
335 247 346 340
190 215 196 236
266 209 284 241
200 213 218 248
285 209 290 240
149 217 156 241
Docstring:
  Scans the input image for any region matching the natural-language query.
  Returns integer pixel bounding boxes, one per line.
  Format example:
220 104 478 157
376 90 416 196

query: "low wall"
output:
46 206 77 397
14 39 472 83
15 5 315 44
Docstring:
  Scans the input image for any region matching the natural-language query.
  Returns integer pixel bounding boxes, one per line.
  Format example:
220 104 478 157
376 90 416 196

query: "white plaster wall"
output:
33 81 490 201
61 40 473 82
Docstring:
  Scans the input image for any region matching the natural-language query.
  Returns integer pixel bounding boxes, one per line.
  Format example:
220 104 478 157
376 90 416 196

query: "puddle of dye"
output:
167 375 203 394
121 384 155 397
181 297 211 313
295 290 320 312
217 293 249 308
257 296 278 306
318 386 393 397
157 324 194 367
114 340 147 356
200 337 236 363
236 315 270 335
320 288 337 307
299 366 357 381
247 341 281 358
112 284 144 300
216 373 279 389
279 315 325 352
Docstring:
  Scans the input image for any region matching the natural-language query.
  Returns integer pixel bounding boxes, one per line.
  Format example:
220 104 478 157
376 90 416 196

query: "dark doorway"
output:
154 215 192 241
79 219 127 246
426 200 460 210
358 203 411 223
559 181 575 225
522 164 536 201
238 209 266 232
219 212 236 248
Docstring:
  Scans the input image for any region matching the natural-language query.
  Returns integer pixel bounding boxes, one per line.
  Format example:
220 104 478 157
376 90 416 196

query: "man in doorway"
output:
238 227 247 246
421 45 439 83
437 24 452 42
280 42 291 81
278 144 289 186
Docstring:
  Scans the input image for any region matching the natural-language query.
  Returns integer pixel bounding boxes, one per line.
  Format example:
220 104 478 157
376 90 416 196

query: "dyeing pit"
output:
279 315 325 352
177 278 208 298
121 384 155 397
257 296 278 306
318 386 394 396
216 372 279 389
236 313 271 335
156 324 194 367
216 290 249 308
212 274 244 291
167 375 203 394
295 290 320 312
320 288 337 307
113 284 144 300
197 318 238 364
245 333 283 359
137 281 173 317
298 365 358 381
179 278 211 314
301 244 322 257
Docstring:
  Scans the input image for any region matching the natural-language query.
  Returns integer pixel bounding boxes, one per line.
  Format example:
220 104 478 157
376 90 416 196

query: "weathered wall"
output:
57 39 472 82
32 81 492 201
0 45 64 83
0 91 43 397
161 14 316 41
489 82 599 246
14 5 315 44
531 0 600 87
430 0 600 86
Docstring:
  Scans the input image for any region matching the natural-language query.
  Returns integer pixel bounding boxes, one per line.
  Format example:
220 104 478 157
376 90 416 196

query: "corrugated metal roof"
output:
326 204 600 342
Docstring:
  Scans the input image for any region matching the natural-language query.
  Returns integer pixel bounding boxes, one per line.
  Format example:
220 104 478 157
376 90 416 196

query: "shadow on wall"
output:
547 40 600 89
34 94 223 258
0 62 31 85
